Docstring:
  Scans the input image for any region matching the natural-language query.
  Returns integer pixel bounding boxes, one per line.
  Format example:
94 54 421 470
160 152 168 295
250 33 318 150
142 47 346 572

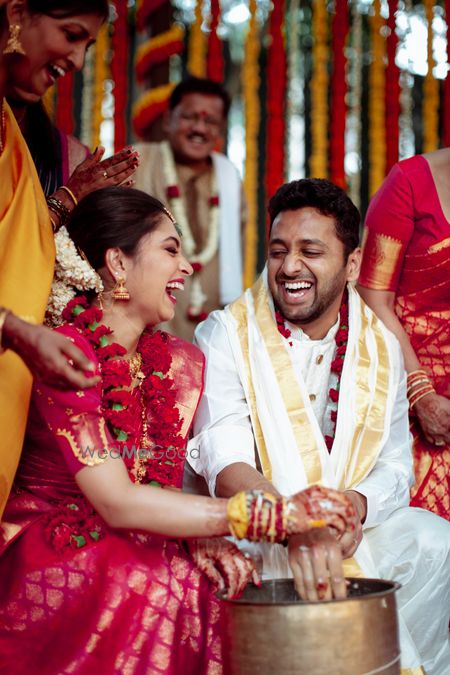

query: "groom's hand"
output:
339 490 366 558
288 528 346 602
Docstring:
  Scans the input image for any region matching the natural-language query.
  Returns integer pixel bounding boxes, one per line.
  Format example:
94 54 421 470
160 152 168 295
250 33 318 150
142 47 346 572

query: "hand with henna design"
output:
2 312 99 390
287 485 358 539
48 146 140 230
188 537 260 599
287 488 358 602
413 392 450 447
65 145 140 200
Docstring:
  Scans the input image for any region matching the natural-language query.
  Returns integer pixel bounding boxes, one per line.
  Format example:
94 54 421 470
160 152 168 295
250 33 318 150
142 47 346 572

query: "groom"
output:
189 179 450 674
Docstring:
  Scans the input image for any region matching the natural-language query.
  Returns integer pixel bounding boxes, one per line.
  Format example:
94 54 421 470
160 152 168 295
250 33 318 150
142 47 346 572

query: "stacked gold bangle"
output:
227 490 290 544
407 369 435 409
0 307 10 355
47 186 78 233
47 196 71 231
59 185 78 207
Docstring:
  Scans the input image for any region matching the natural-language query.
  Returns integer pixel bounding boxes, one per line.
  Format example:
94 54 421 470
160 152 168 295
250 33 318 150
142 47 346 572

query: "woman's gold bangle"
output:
59 185 78 207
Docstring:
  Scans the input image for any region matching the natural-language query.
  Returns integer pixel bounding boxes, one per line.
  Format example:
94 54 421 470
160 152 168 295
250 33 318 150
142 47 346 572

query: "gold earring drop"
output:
3 24 26 56
112 276 130 301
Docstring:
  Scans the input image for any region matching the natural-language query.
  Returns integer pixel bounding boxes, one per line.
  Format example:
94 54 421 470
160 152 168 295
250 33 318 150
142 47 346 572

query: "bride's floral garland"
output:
62 296 186 488
275 290 349 451
160 140 220 321
46 226 104 327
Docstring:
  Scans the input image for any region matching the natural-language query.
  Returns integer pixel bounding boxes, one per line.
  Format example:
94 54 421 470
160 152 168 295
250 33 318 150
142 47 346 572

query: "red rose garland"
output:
265 0 287 205
44 498 104 552
330 0 349 189
62 296 186 488
275 291 349 452
111 1 129 152
385 0 400 172
207 0 224 83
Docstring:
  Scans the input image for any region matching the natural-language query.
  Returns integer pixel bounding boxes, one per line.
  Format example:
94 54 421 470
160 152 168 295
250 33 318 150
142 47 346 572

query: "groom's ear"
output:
346 247 361 282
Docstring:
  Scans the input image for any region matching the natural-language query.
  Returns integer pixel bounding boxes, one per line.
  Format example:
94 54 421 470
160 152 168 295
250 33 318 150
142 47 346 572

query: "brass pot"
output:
219 578 401 675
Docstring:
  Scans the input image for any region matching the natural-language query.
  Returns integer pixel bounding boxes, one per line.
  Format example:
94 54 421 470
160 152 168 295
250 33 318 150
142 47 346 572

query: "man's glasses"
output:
178 111 223 131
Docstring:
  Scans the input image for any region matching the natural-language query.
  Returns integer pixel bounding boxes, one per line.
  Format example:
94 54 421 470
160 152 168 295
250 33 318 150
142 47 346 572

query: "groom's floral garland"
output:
62 296 186 488
161 140 220 322
275 290 349 452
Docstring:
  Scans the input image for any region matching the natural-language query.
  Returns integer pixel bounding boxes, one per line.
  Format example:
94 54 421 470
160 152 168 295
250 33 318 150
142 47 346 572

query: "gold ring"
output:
103 170 108 179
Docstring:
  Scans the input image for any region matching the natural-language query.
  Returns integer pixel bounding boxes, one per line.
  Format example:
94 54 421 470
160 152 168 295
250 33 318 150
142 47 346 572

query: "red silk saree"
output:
359 155 450 520
0 326 224 674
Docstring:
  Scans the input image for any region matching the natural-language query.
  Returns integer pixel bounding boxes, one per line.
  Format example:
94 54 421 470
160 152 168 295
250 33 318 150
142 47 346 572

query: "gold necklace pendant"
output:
127 351 143 379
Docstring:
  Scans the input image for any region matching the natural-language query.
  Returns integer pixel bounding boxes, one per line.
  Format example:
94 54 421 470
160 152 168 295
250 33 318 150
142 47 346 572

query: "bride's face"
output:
124 216 193 327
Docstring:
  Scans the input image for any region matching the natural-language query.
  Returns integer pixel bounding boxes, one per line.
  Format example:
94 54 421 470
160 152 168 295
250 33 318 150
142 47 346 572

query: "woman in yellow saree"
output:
0 0 110 517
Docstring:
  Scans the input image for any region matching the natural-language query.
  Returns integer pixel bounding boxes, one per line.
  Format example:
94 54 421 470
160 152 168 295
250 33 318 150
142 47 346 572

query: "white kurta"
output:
189 291 450 675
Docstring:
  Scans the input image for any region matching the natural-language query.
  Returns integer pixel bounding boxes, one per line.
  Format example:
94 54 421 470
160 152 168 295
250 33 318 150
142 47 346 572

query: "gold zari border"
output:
360 228 405 291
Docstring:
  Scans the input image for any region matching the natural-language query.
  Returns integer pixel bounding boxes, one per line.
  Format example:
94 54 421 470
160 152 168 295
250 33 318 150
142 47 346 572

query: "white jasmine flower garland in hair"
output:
160 141 220 320
45 226 104 327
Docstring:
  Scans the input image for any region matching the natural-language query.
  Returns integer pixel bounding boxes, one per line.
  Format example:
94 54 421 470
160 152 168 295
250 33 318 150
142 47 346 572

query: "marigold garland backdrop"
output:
47 0 450 285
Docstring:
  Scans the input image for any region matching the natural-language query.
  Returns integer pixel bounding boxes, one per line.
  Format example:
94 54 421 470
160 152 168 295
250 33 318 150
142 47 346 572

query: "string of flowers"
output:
56 72 74 135
330 0 349 189
62 297 186 488
44 498 104 552
160 141 220 321
135 25 185 83
133 83 175 138
423 0 439 152
309 0 328 178
92 22 110 150
385 0 400 172
369 0 386 196
265 0 287 201
136 0 167 31
285 0 302 180
242 0 260 289
398 0 414 161
110 0 129 152
187 0 207 77
207 0 224 82
275 291 349 452
444 0 450 147
348 0 362 207
45 226 103 327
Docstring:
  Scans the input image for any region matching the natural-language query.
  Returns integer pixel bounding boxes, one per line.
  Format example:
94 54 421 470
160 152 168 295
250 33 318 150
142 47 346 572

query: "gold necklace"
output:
126 351 151 481
127 351 144 380
0 100 5 155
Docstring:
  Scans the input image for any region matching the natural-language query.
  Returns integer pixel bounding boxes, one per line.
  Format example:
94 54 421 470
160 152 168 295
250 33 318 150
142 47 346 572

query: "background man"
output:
189 179 450 674
134 77 244 341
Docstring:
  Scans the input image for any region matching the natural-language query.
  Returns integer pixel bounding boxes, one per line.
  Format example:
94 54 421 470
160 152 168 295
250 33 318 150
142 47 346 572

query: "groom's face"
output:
268 208 360 339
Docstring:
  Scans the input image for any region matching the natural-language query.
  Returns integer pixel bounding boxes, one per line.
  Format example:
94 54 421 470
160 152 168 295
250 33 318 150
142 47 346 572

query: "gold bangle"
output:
0 307 10 354
406 369 429 385
407 378 431 393
409 386 435 409
227 492 249 540
59 185 78 207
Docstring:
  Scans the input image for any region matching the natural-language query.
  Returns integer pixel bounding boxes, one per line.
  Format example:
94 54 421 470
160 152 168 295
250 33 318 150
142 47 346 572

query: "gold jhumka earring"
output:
3 24 26 55
112 276 130 301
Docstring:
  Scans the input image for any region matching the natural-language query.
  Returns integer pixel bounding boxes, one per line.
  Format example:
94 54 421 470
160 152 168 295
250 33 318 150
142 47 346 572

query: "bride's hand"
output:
288 486 358 538
187 537 260 599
